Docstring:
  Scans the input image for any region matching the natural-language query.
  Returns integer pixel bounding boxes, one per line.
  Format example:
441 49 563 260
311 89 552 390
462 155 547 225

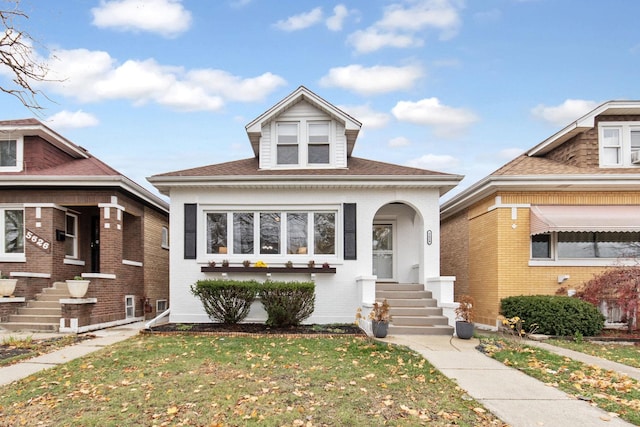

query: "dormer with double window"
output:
245 86 361 170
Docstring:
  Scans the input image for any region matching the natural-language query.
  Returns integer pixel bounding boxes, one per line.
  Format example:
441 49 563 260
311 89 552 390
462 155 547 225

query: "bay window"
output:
206 209 336 256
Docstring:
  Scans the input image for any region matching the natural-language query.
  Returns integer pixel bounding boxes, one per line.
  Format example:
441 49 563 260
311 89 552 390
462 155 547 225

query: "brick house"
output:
0 119 169 332
149 86 463 335
440 101 640 328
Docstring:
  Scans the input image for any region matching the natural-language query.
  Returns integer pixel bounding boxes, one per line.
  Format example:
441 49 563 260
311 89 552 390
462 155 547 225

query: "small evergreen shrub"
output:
191 279 259 324
259 281 315 327
500 295 605 336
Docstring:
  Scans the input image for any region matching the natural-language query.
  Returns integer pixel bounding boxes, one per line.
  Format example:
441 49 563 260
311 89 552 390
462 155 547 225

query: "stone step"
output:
376 290 432 299
17 307 61 316
382 298 438 308
389 307 442 316
9 314 60 324
376 283 426 292
388 324 454 335
0 322 59 332
27 300 62 309
391 315 450 326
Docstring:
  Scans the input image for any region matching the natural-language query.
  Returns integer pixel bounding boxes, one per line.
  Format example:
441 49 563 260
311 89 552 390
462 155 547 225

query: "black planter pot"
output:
455 321 474 339
372 320 389 338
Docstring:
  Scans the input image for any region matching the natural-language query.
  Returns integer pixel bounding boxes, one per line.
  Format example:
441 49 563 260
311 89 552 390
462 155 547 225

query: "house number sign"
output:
25 229 51 252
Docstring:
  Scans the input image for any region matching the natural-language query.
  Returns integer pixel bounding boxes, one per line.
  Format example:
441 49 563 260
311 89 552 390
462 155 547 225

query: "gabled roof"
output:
441 100 640 219
527 100 640 156
148 156 463 196
244 86 362 156
0 118 168 212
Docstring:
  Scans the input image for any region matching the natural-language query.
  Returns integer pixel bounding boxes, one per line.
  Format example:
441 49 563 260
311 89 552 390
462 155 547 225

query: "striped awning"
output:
530 205 640 235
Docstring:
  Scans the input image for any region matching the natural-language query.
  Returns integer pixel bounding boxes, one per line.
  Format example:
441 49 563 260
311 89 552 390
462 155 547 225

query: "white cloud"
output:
46 110 99 129
498 147 525 160
389 136 411 147
273 7 323 31
531 99 599 127
91 0 192 38
347 28 422 53
392 97 478 138
347 0 463 53
406 153 460 171
40 48 285 112
326 4 350 31
337 104 390 129
319 64 423 95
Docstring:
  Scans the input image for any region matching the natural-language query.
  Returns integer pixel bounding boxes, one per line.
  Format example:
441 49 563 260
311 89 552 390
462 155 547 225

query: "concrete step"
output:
27 300 62 309
389 307 442 316
17 307 61 316
391 315 450 326
0 322 59 332
388 324 454 335
9 314 60 324
376 283 426 292
383 298 438 307
376 290 432 299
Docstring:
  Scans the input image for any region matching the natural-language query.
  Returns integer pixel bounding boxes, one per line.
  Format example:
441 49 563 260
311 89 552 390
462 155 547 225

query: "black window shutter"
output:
343 203 357 260
184 203 197 259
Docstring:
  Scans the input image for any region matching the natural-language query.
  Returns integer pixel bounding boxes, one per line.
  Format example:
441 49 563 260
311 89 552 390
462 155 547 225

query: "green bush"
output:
191 279 259 324
500 295 605 336
259 281 315 327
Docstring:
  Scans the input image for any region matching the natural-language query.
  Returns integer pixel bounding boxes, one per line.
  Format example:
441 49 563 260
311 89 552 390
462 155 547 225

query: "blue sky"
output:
1 0 639 200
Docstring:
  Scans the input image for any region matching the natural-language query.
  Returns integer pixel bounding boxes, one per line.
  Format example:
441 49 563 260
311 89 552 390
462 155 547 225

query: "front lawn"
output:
0 335 505 426
547 338 640 368
479 336 640 425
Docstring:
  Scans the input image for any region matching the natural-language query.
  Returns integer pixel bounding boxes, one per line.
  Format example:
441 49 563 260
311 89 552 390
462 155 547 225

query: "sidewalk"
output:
384 334 635 427
0 321 143 387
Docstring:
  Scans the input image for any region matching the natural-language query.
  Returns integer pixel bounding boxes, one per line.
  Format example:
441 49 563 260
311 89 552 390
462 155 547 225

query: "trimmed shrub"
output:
259 281 315 327
191 279 259 324
500 295 605 336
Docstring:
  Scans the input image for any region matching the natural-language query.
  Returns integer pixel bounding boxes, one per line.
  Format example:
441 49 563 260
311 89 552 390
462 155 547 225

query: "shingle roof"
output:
153 156 454 178
492 155 640 176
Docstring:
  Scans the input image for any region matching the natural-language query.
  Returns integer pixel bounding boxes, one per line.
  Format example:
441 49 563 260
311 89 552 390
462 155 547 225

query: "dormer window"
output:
276 122 299 165
599 122 640 167
0 139 23 172
308 121 330 164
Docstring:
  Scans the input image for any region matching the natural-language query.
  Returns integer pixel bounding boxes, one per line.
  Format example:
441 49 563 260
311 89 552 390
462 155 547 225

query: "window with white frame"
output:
1 208 24 257
125 295 135 318
307 121 330 164
531 231 640 260
206 210 336 256
64 213 78 258
156 299 168 312
0 138 22 172
599 122 640 167
161 226 169 249
276 122 299 165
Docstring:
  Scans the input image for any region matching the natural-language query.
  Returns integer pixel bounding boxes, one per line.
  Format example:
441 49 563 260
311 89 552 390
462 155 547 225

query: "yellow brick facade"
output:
444 190 640 327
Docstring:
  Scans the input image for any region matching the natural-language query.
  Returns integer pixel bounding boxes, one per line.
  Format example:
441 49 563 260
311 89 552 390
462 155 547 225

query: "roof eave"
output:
441 174 640 220
0 123 90 159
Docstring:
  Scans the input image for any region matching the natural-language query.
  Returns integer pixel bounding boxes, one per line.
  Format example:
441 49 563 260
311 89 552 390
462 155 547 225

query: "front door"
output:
373 223 394 281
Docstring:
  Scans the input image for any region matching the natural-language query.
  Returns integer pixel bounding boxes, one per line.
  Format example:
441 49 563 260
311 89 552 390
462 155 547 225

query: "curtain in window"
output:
4 210 24 253
260 213 280 254
233 213 254 254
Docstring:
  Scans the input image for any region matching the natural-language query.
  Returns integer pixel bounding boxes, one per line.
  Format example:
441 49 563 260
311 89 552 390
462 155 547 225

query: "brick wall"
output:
142 206 170 318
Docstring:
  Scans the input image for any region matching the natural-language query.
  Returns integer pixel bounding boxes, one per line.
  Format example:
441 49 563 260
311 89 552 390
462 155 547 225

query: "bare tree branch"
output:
0 0 51 110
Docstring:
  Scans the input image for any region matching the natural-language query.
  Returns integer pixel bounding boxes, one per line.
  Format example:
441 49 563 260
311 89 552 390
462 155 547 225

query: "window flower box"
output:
201 266 336 274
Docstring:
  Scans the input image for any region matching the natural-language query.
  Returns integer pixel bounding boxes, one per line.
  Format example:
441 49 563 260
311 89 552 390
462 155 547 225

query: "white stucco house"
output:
148 86 463 334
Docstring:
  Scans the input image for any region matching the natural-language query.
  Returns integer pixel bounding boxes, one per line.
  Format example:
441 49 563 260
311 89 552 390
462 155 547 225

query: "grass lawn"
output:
546 338 640 369
478 336 640 426
0 334 505 426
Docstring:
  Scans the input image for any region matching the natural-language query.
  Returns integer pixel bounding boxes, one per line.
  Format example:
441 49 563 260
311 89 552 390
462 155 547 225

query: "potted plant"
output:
66 275 90 298
0 272 17 297
369 299 391 338
455 295 475 339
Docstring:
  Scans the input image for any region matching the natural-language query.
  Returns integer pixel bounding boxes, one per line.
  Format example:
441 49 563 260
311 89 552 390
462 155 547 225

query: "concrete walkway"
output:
384 334 636 427
1 325 638 426
0 322 143 387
